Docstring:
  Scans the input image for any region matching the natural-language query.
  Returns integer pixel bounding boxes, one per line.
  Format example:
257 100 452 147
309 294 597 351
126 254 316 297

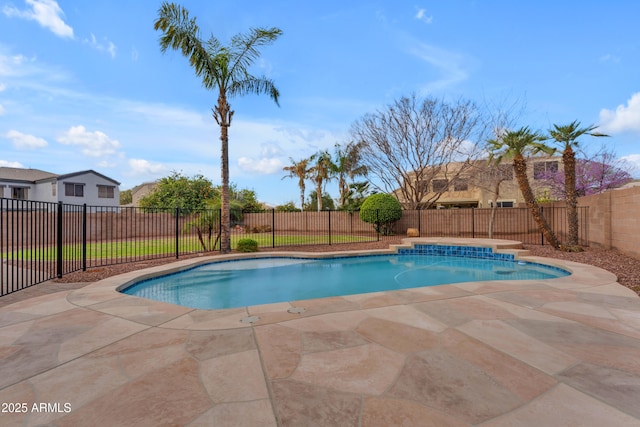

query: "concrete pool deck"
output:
1 238 640 426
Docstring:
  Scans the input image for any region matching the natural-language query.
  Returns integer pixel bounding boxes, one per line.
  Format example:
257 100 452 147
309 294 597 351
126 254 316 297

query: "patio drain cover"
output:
240 316 260 324
288 307 306 314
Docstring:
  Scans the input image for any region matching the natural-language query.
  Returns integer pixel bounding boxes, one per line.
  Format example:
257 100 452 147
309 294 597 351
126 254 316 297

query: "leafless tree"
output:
351 94 487 209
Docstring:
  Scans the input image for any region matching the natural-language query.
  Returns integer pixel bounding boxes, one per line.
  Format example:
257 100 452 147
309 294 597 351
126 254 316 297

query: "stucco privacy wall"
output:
579 186 640 258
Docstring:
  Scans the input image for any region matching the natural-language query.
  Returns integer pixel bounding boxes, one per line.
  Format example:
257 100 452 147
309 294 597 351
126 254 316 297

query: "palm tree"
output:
333 141 368 209
308 150 334 211
154 3 281 253
282 157 310 210
487 127 561 249
548 121 608 248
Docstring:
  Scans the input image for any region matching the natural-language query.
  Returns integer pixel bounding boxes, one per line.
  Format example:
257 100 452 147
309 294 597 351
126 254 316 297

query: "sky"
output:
1 0 639 206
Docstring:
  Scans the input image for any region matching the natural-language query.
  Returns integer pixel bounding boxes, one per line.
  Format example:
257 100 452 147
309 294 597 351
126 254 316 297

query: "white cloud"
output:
238 157 284 174
599 53 620 63
0 83 6 91
2 0 73 39
237 142 285 174
127 158 168 176
599 92 640 134
84 33 117 59
415 8 433 24
620 154 640 176
0 159 24 167
4 130 48 149
405 40 468 93
0 104 5 115
57 125 121 157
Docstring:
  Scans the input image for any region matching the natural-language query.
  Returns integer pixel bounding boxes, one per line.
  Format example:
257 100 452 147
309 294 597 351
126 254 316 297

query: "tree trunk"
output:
316 181 322 211
513 156 560 249
215 93 233 254
300 189 305 211
488 180 501 239
563 147 579 246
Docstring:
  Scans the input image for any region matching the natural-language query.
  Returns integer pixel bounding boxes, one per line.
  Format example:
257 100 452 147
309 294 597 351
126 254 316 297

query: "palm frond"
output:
229 76 280 105
228 27 282 81
154 3 218 87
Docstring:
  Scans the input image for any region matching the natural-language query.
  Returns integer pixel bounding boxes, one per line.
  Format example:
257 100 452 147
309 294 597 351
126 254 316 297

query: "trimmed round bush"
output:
359 194 402 235
236 238 259 252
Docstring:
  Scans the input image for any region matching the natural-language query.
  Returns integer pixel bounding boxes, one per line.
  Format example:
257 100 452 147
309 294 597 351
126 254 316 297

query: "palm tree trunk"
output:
563 147 579 246
513 156 560 249
317 181 322 211
215 94 232 253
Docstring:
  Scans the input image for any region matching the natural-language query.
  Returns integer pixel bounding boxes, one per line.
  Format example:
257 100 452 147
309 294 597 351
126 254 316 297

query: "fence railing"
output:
1 198 588 297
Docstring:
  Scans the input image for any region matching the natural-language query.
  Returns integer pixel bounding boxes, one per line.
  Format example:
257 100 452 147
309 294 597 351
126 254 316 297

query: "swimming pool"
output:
122 251 570 310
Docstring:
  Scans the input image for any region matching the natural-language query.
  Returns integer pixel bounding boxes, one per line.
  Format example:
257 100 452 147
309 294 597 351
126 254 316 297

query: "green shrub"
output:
359 194 402 235
236 238 259 252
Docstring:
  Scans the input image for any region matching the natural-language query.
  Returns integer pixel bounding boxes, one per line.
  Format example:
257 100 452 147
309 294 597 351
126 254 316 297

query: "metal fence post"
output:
56 201 63 278
272 208 275 248
471 207 475 238
82 204 87 271
376 209 380 241
540 206 545 245
175 207 179 258
417 207 421 236
328 209 332 245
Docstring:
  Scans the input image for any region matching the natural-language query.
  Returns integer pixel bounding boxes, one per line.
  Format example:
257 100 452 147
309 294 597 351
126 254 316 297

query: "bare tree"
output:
469 163 514 238
351 94 487 209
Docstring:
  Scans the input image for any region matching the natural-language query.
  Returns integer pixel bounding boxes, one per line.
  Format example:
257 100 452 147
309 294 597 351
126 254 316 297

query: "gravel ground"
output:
53 238 640 295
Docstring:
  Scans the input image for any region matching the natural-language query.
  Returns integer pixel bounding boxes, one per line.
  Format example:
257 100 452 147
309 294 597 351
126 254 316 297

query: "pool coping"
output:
65 237 626 330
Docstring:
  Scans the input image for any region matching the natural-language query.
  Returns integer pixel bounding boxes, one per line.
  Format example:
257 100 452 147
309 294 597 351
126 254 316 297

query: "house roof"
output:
0 167 120 185
0 167 58 182
51 170 121 185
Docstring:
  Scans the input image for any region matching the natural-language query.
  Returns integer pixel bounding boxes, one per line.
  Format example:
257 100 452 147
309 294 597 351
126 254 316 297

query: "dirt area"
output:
53 238 640 295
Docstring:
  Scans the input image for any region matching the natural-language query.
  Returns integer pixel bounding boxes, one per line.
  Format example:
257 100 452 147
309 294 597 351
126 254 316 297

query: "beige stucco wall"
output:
579 186 640 259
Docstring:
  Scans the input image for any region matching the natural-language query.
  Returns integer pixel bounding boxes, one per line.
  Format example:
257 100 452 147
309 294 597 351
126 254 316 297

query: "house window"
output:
432 179 449 192
453 178 468 192
533 161 558 180
65 183 84 197
11 187 28 200
497 201 514 208
98 185 115 199
416 180 429 193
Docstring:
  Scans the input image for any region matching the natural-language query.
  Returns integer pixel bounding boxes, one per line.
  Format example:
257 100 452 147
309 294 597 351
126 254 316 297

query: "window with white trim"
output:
533 161 558 180
65 183 84 197
11 187 28 200
97 185 115 199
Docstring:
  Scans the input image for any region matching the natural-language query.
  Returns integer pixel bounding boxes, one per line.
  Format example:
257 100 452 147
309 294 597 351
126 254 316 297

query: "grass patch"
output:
4 233 376 261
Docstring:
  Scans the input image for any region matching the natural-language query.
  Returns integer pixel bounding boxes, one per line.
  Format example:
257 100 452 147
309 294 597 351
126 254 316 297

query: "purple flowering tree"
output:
540 149 632 198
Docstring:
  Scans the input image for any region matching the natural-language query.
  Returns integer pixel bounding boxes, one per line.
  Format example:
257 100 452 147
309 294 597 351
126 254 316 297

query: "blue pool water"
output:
122 253 569 310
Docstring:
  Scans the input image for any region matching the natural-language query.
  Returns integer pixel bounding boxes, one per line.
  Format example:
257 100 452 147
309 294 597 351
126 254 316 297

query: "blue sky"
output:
1 0 639 206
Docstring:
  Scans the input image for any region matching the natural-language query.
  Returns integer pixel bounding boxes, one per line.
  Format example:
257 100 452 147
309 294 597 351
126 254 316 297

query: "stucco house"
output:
0 167 120 207
395 156 562 209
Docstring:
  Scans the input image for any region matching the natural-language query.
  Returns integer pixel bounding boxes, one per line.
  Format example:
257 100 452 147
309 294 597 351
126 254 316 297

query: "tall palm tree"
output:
154 3 281 253
333 141 368 209
282 157 310 210
308 150 334 211
548 121 608 248
487 127 561 249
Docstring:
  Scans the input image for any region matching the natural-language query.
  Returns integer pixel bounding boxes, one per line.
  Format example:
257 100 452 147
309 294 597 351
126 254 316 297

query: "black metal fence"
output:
1 198 588 297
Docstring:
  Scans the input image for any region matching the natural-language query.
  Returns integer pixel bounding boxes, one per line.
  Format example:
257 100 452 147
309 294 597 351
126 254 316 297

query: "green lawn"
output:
4 233 376 261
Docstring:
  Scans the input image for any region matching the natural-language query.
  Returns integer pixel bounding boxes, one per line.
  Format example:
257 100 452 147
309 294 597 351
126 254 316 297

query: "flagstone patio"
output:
1 240 639 426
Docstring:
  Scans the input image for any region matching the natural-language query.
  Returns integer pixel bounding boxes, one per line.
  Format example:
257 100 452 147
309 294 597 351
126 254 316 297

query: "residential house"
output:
396 156 562 209
0 167 121 207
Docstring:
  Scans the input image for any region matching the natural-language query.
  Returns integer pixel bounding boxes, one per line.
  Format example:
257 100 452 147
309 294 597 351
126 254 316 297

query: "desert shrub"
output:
359 193 402 235
236 238 259 252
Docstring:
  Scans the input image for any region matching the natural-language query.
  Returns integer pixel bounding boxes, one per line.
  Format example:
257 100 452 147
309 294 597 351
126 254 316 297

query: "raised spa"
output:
122 245 569 309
